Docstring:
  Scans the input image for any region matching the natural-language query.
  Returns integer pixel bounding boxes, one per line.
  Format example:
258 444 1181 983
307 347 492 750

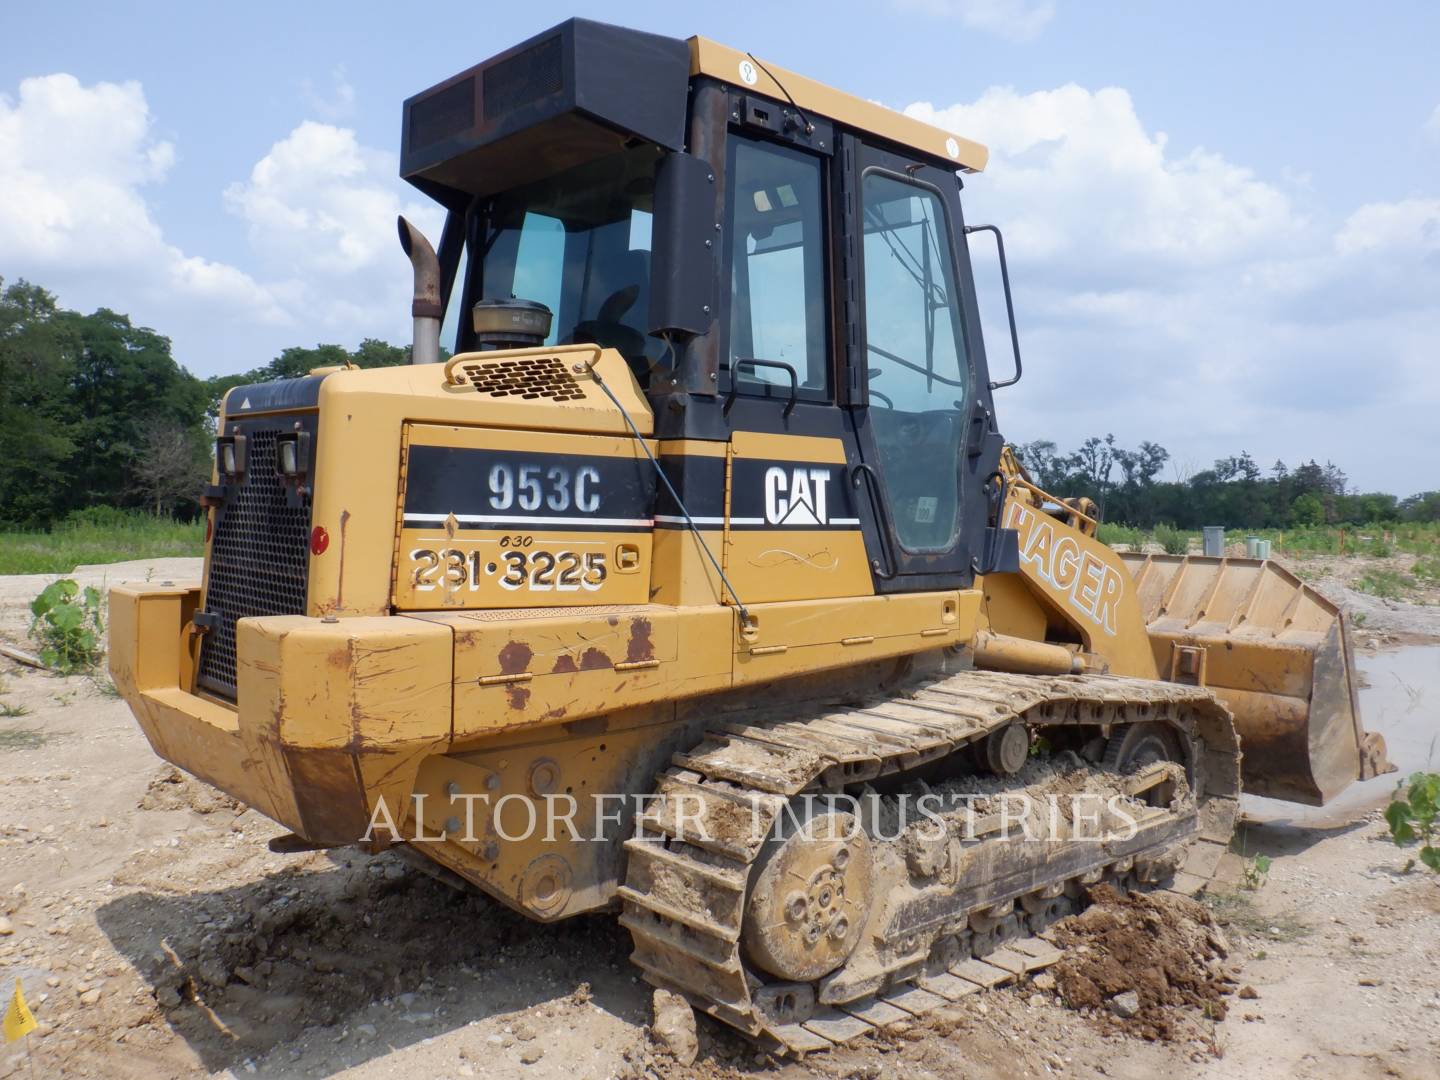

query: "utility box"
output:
1202 526 1225 557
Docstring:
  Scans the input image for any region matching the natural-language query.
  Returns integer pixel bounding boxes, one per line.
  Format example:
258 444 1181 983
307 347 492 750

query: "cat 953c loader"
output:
110 19 1392 1053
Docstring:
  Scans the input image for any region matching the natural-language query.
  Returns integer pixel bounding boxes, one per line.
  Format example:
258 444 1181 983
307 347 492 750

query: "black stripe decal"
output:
729 458 861 531
403 445 657 533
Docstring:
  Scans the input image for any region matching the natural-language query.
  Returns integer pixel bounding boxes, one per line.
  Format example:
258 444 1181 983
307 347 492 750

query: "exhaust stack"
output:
397 216 441 365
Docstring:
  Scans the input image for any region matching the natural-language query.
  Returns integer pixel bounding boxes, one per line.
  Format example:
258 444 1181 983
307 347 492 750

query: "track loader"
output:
110 19 1392 1053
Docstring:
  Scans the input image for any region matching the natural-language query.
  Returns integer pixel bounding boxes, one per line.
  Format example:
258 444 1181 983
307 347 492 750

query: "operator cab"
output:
401 18 1018 595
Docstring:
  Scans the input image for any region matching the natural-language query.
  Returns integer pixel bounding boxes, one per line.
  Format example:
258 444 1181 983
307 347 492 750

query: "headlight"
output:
277 438 299 476
216 435 246 478
274 432 308 479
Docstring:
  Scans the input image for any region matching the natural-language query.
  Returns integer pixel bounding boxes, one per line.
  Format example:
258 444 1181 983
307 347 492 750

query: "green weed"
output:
29 579 105 674
1385 772 1440 873
1241 854 1273 891
1355 569 1415 601
1152 523 1189 556
1098 523 1145 547
1204 891 1311 941
0 726 46 751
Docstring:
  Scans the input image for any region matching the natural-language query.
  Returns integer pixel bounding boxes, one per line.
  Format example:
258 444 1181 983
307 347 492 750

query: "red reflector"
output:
205 515 213 543
310 526 329 555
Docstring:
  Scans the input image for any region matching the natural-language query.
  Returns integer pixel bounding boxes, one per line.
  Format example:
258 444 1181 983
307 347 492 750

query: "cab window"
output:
724 135 829 400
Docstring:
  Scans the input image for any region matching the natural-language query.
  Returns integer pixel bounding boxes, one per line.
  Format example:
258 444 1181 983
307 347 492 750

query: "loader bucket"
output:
1118 553 1394 805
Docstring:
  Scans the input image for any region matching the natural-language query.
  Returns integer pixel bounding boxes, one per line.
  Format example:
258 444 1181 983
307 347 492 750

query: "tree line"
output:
1014 435 1439 528
2 276 1435 530
0 278 410 527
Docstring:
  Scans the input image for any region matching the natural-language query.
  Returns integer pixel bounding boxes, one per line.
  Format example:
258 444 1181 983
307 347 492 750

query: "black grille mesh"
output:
483 35 563 121
408 76 475 152
197 426 313 698
455 356 587 401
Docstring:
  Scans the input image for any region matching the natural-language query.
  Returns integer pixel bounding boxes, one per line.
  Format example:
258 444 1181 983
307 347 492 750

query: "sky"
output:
2 0 1437 495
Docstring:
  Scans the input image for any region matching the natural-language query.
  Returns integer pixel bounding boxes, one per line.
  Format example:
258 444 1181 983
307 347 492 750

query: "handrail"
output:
1007 474 1100 529
964 224 1023 390
849 463 898 579
725 358 799 418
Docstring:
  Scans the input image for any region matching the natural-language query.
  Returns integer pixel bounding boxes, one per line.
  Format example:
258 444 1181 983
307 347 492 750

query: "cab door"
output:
838 136 998 591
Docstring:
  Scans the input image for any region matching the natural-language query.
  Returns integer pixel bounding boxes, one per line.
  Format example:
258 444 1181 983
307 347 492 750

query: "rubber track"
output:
617 669 1241 1054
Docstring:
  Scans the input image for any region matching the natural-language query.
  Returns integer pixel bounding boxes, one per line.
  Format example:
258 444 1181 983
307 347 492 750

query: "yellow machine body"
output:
111 346 1386 920
109 21 1388 1046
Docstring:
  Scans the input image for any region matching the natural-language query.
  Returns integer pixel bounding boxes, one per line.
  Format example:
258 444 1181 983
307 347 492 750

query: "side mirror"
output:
649 152 717 339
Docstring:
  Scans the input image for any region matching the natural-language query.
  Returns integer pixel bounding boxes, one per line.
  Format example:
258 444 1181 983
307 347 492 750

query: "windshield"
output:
463 144 667 384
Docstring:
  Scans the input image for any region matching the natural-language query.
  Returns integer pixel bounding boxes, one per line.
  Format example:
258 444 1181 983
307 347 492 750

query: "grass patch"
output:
92 676 122 699
1098 522 1144 547
1355 568 1416 600
0 701 30 718
1413 556 1440 585
0 509 202 574
0 725 46 751
1204 891 1312 942
1152 523 1190 555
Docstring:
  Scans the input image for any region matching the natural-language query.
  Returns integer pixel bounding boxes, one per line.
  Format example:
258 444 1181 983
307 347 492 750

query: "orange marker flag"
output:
3 977 36 1043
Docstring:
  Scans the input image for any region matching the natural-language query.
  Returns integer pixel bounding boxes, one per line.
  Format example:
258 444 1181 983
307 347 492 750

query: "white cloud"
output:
1425 103 1440 140
0 72 446 375
222 120 444 340
1335 197 1440 255
902 86 1439 494
893 0 1055 42
908 87 1303 274
0 73 286 348
300 66 357 122
225 120 441 275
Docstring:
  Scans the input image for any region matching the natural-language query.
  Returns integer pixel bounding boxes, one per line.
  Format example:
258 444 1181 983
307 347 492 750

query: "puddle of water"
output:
1244 644 1440 826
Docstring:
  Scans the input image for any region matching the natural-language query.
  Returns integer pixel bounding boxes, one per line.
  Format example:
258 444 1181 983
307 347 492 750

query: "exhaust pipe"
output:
397 216 442 365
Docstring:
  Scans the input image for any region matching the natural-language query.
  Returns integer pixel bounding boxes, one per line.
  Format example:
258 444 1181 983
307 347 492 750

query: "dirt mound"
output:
137 765 241 814
1049 884 1235 1043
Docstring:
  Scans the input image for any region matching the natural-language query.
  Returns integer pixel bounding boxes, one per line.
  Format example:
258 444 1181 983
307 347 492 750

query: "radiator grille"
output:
197 425 313 698
455 356 587 401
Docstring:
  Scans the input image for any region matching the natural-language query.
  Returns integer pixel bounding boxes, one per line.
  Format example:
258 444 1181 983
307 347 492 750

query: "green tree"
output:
62 308 209 516
204 338 412 419
0 279 81 525
1290 493 1325 526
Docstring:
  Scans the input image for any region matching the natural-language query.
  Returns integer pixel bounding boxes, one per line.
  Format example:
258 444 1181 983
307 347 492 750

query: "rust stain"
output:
498 641 533 675
579 647 610 671
551 654 578 674
335 509 351 608
506 684 531 710
626 618 654 663
540 706 568 721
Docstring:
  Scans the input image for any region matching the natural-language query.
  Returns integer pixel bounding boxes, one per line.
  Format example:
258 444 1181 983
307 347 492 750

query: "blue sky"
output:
3 1 1437 493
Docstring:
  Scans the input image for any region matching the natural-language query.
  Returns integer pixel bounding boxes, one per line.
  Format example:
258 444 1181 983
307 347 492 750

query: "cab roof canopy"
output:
687 37 987 173
400 18 987 206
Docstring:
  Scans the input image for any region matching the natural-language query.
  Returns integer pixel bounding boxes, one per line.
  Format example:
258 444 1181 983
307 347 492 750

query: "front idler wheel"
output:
741 809 873 983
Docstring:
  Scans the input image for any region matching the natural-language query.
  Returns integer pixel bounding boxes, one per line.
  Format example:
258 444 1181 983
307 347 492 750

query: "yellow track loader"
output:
110 19 1390 1053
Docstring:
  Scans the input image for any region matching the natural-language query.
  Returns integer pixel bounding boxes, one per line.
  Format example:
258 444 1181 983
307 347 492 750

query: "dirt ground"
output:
1 558 1438 1079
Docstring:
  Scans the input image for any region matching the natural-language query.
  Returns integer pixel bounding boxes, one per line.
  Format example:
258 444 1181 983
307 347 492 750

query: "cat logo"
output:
764 466 834 526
